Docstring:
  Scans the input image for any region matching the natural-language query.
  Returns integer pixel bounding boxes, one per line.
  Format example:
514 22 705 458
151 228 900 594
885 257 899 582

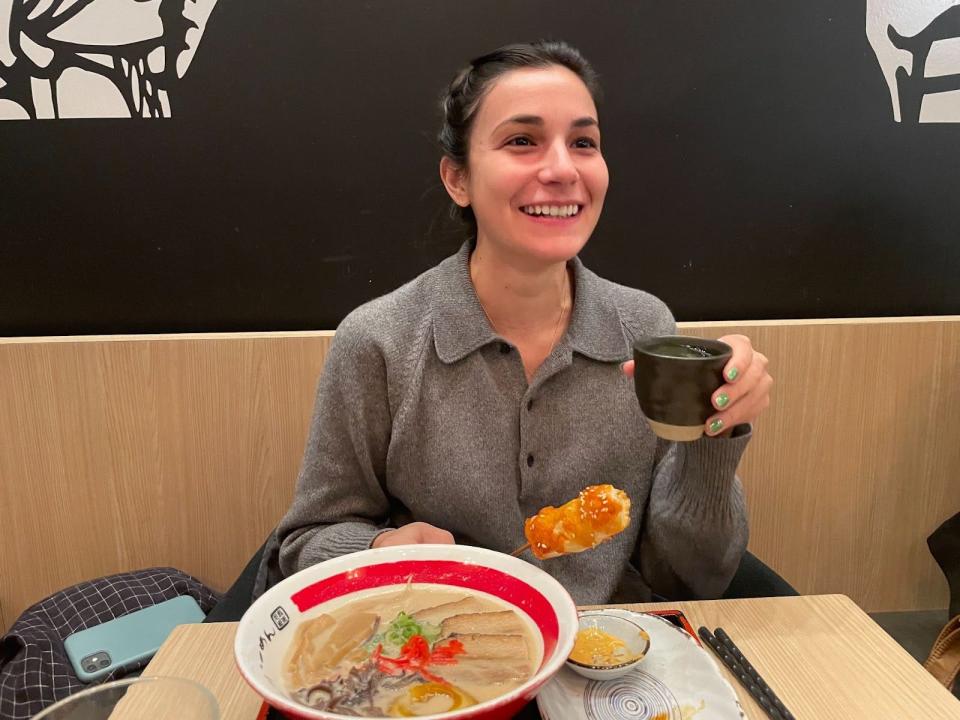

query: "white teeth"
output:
522 205 581 217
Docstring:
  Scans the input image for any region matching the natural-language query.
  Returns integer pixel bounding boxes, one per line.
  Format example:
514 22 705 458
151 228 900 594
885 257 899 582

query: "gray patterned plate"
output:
537 610 744 720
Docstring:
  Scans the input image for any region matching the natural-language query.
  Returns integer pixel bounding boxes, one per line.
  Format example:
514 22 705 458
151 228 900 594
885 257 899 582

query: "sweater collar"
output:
432 241 630 364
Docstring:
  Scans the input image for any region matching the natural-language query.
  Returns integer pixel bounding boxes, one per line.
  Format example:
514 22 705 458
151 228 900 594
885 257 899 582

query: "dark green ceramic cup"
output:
633 335 732 441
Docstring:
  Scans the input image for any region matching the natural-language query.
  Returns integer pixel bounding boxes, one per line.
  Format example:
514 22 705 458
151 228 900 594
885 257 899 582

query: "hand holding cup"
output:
623 334 772 439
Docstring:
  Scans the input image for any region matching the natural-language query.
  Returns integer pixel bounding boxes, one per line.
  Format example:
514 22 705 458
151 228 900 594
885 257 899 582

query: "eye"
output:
573 137 599 149
505 136 534 147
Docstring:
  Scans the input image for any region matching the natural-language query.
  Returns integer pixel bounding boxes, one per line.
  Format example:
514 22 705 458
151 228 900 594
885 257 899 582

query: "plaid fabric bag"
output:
0 567 220 720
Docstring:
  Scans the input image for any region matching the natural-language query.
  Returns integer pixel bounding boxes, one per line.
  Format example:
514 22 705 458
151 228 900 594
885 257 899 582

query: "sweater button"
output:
527 399 534 411
499 343 511 354
526 454 535 467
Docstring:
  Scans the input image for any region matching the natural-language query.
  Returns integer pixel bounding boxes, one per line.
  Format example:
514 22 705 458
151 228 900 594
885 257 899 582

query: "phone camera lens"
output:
86 664 97 673
99 658 110 668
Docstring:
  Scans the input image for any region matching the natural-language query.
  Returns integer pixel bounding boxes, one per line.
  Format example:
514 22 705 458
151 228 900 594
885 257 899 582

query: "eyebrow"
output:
494 115 599 132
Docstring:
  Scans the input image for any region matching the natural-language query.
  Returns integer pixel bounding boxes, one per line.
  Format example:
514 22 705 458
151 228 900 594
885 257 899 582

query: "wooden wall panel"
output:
679 318 960 613
1 318 958 626
0 333 332 627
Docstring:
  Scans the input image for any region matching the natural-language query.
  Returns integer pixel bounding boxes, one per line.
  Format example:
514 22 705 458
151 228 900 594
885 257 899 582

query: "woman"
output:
276 41 773 605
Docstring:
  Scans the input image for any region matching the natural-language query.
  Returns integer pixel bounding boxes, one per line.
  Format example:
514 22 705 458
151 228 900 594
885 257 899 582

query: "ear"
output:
439 156 470 208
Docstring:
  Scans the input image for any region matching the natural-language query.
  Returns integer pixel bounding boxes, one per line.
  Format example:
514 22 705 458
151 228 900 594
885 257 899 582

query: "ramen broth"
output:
282 584 540 717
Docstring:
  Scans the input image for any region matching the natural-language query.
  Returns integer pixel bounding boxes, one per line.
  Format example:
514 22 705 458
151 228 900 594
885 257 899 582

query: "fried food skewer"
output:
516 484 631 560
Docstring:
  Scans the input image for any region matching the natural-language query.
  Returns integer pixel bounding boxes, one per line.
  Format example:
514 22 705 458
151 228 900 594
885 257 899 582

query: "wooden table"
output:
143 594 960 719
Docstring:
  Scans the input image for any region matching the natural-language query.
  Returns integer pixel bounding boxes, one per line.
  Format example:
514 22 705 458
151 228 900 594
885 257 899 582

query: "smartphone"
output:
64 595 206 682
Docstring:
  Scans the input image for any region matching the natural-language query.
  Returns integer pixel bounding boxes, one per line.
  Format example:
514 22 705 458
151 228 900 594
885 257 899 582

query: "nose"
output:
537 139 579 185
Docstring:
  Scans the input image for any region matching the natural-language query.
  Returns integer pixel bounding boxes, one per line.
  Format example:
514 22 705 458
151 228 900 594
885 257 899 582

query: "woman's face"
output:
451 65 609 267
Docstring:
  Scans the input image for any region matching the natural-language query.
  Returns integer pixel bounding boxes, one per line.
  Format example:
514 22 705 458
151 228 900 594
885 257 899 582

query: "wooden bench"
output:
2 317 958 628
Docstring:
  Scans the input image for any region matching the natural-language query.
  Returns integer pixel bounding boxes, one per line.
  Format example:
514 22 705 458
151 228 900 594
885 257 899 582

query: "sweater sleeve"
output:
624 291 750 599
277 313 393 575
637 430 750 599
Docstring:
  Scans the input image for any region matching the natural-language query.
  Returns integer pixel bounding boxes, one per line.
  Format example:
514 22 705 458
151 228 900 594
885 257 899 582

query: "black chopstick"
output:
714 628 795 720
697 627 795 720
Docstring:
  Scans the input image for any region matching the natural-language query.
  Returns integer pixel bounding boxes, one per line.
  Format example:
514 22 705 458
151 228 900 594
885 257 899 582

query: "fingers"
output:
711 349 768 412
718 334 753 384
621 360 635 378
416 523 456 544
371 530 399 548
372 522 455 548
706 358 772 436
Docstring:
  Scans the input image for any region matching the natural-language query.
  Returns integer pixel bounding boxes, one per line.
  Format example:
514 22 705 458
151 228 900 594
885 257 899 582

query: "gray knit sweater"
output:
277 242 750 604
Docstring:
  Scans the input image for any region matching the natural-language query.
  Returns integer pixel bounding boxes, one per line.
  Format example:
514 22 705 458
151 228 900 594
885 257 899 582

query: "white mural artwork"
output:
867 0 960 122
0 0 218 119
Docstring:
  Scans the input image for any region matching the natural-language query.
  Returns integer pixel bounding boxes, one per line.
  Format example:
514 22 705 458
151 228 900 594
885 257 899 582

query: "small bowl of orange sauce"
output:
565 610 651 680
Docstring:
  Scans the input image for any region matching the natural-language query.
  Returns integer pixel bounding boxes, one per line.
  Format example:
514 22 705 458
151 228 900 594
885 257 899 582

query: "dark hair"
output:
438 40 602 238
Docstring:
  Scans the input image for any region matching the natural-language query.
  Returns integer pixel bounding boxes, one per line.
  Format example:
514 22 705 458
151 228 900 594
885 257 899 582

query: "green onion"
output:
381 612 441 652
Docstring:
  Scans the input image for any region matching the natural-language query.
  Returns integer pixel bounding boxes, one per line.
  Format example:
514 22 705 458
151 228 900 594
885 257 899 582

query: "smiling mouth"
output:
519 204 583 219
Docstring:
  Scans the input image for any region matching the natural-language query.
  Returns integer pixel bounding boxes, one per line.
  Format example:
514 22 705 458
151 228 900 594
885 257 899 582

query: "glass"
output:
32 676 219 720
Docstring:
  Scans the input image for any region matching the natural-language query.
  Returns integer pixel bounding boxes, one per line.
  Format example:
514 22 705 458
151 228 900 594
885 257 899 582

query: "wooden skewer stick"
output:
510 542 530 557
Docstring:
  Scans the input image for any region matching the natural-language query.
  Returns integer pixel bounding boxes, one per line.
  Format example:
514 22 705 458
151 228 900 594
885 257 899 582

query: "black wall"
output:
1 1 957 335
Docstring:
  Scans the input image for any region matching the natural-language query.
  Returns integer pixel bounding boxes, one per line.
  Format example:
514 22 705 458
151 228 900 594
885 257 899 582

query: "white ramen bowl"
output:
235 544 578 720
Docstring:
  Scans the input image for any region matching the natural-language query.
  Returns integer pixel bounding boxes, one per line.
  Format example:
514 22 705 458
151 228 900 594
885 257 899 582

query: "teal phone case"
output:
63 595 206 682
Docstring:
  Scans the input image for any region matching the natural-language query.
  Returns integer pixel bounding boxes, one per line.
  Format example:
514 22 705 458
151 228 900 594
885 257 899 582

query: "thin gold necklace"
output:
476 268 571 351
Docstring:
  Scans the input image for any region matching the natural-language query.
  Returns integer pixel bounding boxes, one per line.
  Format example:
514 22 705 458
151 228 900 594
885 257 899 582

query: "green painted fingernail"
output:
726 367 739 381
715 392 729 409
709 418 724 434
